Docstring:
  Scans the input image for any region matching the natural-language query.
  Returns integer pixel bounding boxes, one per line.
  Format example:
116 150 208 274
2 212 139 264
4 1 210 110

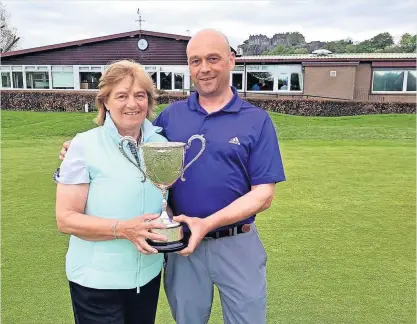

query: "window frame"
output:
174 72 185 90
371 69 416 94
230 71 244 91
1 71 12 88
244 64 303 93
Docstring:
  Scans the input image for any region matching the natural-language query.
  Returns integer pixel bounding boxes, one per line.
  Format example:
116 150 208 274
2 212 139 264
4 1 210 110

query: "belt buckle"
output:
241 224 251 233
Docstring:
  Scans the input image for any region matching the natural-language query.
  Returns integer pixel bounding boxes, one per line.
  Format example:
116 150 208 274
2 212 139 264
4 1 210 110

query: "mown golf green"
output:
1 107 415 324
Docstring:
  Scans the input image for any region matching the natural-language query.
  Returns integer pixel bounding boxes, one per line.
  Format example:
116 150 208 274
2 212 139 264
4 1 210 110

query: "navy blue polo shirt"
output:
153 87 285 231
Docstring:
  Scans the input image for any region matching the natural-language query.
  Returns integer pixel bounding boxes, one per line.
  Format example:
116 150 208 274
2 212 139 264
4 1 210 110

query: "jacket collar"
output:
103 112 163 144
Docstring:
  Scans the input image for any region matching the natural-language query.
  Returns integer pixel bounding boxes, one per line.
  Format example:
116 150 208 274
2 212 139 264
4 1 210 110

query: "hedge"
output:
1 90 415 116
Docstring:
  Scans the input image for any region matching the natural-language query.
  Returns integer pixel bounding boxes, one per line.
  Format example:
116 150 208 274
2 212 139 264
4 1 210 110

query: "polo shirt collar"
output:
103 111 162 144
189 86 242 114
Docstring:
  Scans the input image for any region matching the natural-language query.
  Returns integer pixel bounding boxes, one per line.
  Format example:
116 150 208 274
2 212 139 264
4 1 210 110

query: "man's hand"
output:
59 140 71 161
173 215 210 256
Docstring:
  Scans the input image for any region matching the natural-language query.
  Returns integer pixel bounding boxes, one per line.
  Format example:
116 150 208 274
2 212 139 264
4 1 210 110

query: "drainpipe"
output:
243 62 247 98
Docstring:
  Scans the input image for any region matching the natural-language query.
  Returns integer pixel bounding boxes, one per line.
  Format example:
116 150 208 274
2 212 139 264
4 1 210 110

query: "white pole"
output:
84 104 89 112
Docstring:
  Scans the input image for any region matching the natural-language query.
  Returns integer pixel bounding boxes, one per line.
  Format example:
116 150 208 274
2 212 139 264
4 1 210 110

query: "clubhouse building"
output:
1 29 416 102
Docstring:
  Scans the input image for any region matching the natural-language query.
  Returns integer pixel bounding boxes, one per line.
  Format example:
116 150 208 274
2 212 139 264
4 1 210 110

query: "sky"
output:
3 0 417 51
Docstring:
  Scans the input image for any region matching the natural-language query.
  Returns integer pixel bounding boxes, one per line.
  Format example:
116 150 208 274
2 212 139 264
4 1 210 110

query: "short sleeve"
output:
152 111 166 137
249 116 286 185
55 134 90 185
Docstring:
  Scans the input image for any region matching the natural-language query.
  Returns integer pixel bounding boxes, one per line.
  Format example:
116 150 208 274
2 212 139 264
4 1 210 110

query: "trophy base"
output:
146 237 188 253
147 220 187 253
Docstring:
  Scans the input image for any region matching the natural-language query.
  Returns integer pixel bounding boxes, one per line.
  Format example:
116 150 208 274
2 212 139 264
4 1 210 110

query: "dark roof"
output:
1 29 191 58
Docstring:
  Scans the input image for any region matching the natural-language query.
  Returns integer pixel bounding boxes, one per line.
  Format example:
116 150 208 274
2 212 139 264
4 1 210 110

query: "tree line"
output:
263 32 416 55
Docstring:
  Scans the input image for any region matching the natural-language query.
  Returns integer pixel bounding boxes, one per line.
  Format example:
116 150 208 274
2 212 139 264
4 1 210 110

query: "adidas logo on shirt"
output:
229 137 241 145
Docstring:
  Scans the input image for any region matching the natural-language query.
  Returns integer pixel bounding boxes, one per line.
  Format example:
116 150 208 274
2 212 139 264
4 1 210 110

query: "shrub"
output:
1 90 415 116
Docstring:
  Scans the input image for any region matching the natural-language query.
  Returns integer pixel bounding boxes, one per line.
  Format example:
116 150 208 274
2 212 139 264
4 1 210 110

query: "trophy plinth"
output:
146 210 186 252
119 135 205 253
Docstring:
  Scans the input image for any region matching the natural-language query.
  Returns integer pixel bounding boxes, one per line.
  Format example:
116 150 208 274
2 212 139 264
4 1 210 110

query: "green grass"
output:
1 109 415 324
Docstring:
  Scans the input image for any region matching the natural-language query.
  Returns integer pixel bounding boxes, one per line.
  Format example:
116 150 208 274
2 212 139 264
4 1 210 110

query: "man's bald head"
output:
187 29 231 56
186 28 235 98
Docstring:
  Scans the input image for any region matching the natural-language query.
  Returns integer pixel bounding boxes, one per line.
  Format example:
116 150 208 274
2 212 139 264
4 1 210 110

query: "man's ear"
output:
229 51 236 71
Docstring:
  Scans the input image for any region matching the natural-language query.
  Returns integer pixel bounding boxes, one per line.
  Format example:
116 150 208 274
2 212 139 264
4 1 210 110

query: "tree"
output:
0 1 19 53
356 32 394 52
370 32 394 50
263 45 308 55
399 33 416 53
345 44 358 53
327 39 353 53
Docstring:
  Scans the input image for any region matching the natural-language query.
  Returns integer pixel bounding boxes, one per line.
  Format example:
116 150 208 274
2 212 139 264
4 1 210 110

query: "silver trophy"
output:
119 135 206 252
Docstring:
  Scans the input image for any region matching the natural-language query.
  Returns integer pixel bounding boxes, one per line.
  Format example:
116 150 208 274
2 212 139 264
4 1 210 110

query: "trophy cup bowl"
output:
119 135 205 253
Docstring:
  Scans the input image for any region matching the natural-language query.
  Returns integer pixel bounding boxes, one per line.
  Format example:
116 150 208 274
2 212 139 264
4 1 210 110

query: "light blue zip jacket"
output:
57 114 166 290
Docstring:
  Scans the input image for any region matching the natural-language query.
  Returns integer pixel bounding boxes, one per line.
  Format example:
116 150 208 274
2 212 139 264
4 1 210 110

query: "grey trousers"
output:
164 223 267 324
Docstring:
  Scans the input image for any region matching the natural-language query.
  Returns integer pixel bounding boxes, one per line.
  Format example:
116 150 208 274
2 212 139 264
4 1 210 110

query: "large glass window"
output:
79 72 101 89
372 69 416 92
232 73 243 90
12 72 23 88
373 71 404 91
278 74 289 91
148 72 157 85
406 71 416 92
26 72 50 89
290 73 301 91
1 72 11 88
51 66 74 89
247 72 273 91
52 72 74 89
160 72 172 90
174 73 184 90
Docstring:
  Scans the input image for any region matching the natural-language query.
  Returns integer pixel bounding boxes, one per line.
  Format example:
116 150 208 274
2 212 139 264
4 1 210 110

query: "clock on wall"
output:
137 38 148 51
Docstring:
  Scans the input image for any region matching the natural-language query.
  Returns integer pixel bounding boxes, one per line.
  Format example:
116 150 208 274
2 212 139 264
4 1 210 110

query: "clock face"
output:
137 38 148 51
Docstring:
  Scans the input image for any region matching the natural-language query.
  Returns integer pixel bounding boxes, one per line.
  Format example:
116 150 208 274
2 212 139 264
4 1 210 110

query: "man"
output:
151 29 285 324
60 29 285 324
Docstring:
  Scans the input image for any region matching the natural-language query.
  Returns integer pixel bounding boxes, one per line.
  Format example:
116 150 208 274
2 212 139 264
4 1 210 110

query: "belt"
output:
184 223 252 240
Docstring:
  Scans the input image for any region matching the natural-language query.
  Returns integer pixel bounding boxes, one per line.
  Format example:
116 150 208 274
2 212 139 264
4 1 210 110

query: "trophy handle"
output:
118 136 147 183
181 135 206 181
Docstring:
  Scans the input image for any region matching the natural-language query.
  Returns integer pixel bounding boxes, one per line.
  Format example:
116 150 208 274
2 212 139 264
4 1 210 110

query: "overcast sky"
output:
3 0 417 51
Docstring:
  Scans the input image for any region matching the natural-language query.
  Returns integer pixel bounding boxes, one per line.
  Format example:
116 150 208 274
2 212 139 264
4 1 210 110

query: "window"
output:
160 72 172 90
148 72 157 85
372 69 416 92
174 73 184 90
232 73 243 90
79 72 101 89
247 72 273 91
26 72 49 89
290 73 302 91
12 72 23 88
278 74 289 91
52 72 74 89
52 67 74 89
1 72 11 88
406 71 416 92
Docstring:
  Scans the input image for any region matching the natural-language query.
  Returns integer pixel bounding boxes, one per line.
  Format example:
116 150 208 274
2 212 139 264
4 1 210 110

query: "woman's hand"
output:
118 214 168 255
59 140 71 161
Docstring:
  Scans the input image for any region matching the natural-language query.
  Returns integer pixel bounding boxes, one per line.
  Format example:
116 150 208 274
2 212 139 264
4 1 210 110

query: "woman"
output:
55 60 168 324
